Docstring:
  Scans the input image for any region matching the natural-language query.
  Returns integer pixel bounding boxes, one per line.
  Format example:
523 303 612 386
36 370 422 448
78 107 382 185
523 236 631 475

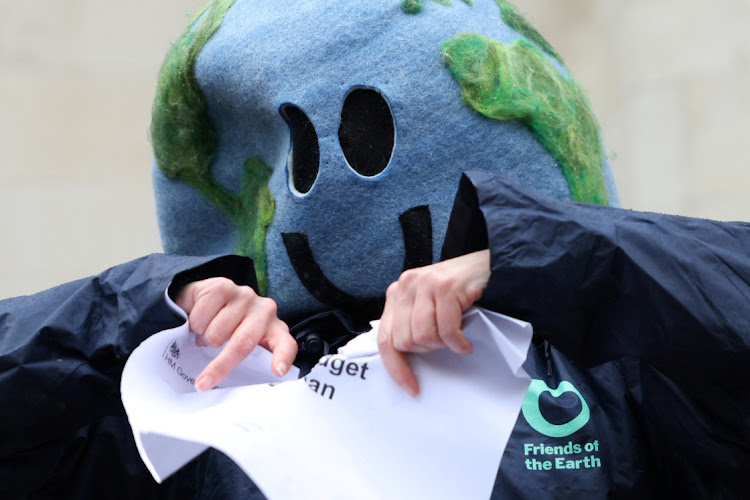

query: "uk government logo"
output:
169 341 180 359
520 380 602 471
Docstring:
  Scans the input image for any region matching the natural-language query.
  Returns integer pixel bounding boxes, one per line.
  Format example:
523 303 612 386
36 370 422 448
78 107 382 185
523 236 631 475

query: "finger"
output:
260 320 297 377
378 331 419 397
174 282 198 313
188 287 232 335
200 301 246 348
379 281 398 347
389 276 418 352
436 293 472 354
410 286 442 350
379 296 419 393
195 315 270 392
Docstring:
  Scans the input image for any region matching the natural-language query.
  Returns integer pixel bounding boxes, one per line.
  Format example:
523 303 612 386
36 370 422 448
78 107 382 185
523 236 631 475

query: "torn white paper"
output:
121 301 532 500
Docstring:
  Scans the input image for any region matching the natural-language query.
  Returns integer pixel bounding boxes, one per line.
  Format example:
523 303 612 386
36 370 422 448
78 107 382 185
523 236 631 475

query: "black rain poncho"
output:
1 172 748 498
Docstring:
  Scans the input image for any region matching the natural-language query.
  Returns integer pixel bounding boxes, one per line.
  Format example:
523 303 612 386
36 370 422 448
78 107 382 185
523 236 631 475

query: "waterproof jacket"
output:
1 172 748 499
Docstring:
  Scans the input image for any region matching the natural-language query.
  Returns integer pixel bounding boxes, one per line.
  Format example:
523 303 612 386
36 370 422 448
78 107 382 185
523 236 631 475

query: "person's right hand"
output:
174 277 298 392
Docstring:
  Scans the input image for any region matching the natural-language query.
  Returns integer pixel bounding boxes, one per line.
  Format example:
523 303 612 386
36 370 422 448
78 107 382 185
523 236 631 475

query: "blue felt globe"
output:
152 0 618 320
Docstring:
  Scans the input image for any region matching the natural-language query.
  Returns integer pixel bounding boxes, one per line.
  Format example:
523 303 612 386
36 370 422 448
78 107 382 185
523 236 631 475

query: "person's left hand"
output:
377 250 491 397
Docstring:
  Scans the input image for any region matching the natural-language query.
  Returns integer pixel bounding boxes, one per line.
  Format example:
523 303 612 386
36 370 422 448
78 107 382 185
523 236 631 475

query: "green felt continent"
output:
495 0 562 64
442 34 608 205
150 0 275 293
402 0 472 15
236 158 275 295
401 0 561 71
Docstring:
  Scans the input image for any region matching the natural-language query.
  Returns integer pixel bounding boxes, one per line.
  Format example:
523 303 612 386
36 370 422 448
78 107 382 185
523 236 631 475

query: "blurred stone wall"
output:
1 0 749 298
0 1 207 297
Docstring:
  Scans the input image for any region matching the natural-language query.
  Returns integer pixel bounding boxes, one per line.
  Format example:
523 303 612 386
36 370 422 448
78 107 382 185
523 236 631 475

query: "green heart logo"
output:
522 380 590 438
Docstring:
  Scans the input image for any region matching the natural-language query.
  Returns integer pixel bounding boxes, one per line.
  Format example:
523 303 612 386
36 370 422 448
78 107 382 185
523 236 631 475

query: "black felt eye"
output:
281 104 320 194
338 88 395 177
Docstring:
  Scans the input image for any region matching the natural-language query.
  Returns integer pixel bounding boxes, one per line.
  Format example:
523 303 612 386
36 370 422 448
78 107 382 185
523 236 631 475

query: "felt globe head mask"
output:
152 0 618 321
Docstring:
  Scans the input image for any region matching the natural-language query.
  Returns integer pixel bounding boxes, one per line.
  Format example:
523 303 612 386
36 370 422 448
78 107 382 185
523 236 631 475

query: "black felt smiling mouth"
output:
280 87 431 319
281 205 433 320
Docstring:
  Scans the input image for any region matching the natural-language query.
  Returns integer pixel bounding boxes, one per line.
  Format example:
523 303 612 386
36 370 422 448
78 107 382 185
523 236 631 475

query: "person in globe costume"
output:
1 1 748 498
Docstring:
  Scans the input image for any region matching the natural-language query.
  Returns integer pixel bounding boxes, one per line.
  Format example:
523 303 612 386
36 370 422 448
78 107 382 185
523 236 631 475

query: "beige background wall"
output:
1 0 749 299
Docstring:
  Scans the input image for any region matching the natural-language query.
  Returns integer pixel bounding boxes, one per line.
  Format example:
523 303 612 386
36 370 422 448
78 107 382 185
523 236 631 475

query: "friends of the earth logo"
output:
520 379 602 471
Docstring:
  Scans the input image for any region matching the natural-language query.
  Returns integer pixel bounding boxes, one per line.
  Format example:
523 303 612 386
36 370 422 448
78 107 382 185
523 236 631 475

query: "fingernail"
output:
459 337 473 354
196 335 207 347
275 362 288 376
402 382 419 398
195 374 213 392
